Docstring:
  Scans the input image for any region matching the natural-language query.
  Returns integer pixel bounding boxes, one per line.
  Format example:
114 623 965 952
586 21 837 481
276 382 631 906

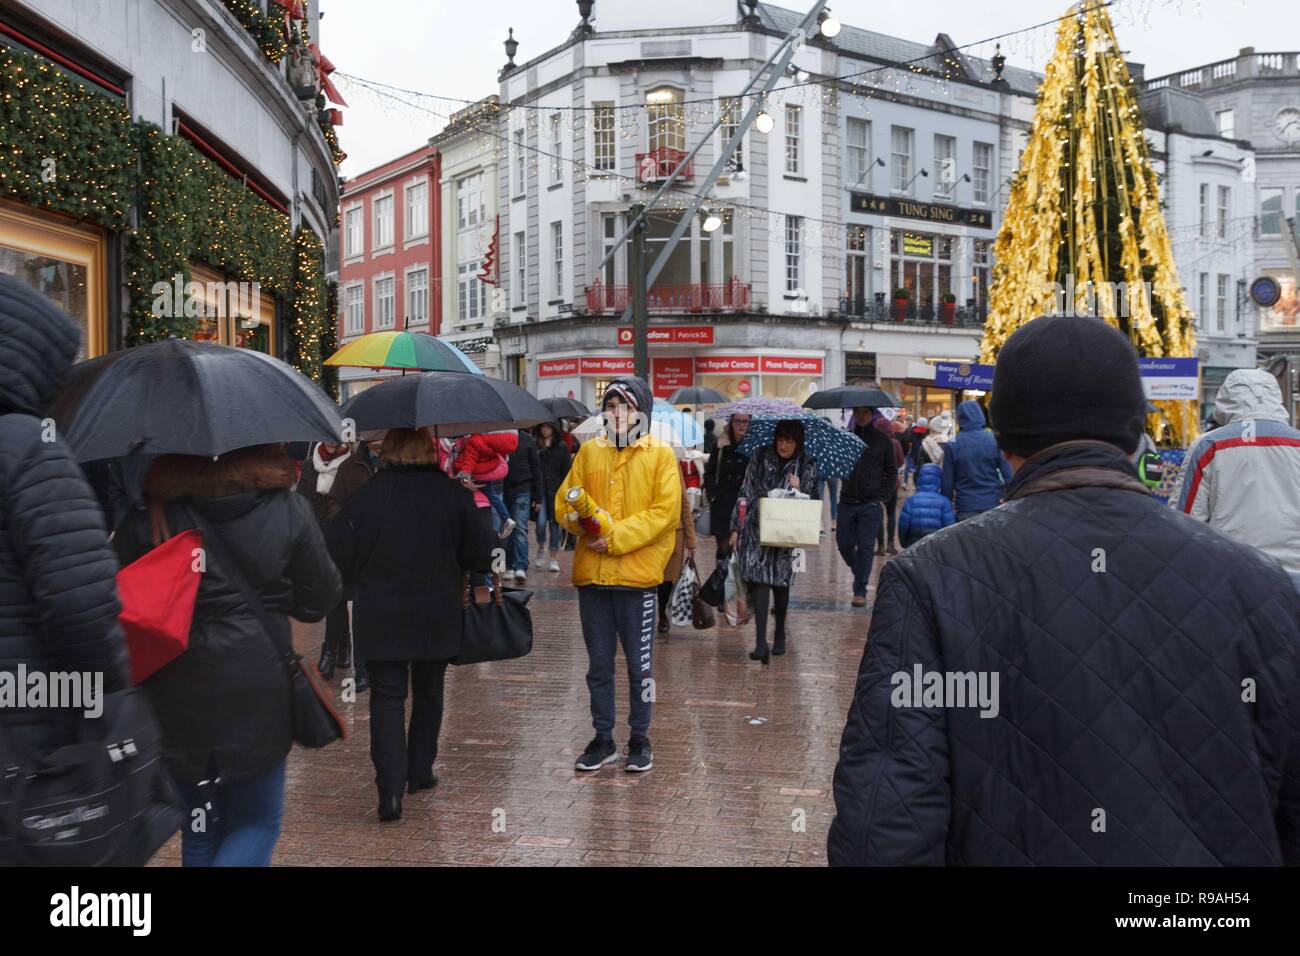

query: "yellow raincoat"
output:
555 433 681 589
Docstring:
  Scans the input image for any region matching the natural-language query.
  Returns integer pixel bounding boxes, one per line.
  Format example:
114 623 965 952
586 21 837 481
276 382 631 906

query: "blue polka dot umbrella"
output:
734 410 867 479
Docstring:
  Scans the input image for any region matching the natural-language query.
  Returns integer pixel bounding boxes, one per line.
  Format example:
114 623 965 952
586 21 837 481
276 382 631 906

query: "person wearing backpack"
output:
0 277 151 864
113 443 341 866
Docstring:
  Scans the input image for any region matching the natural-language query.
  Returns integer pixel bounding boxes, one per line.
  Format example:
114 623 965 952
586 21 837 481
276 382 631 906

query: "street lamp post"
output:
629 204 649 380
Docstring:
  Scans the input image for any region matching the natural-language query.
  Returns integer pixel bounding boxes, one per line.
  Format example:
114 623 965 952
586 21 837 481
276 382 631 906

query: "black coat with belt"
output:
326 464 497 662
828 441 1300 866
705 444 749 538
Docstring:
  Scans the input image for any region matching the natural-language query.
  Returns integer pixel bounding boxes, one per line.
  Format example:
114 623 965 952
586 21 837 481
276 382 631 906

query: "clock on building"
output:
1275 107 1300 147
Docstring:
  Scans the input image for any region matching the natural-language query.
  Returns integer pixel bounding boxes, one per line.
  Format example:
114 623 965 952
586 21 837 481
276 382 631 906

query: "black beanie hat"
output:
989 315 1146 457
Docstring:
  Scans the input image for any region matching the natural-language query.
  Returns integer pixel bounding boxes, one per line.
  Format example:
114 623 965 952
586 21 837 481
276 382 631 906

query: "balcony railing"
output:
585 278 750 315
635 147 693 184
841 299 989 329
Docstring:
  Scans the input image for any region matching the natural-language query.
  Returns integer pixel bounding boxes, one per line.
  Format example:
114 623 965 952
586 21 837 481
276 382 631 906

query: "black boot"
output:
772 621 787 656
378 795 402 822
318 644 336 681
408 773 438 794
354 663 369 695
337 635 352 669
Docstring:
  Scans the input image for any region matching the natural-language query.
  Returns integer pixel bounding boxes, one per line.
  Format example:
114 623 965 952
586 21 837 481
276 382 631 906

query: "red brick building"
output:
337 144 440 396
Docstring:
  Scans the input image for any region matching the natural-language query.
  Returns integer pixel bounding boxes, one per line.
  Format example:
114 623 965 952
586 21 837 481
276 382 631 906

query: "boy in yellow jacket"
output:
556 377 681 773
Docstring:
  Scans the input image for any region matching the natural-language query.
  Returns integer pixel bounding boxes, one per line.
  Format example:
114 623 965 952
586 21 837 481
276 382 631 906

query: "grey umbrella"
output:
340 371 552 437
802 385 901 410
49 339 343 461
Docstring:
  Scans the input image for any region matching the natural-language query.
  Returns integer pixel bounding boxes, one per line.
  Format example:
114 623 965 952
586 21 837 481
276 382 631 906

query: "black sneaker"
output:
575 736 618 771
624 736 653 772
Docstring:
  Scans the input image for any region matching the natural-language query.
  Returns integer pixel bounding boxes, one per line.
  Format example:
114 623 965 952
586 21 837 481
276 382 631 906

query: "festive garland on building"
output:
0 45 331 377
322 279 339 399
220 0 288 64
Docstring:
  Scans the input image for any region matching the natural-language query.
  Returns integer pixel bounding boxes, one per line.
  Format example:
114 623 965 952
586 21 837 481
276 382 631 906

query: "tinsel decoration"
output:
980 1 1197 445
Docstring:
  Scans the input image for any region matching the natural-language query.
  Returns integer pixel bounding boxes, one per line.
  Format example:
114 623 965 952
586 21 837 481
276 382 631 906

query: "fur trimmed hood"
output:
144 444 297 501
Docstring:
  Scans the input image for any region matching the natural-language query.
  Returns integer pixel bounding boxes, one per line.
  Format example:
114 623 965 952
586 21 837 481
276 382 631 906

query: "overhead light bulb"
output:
819 10 841 38
754 110 775 134
702 209 722 232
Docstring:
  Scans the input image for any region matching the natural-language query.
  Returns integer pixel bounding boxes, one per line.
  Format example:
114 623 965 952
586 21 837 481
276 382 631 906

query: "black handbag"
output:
699 560 728 609
453 572 534 666
0 687 181 866
190 510 345 749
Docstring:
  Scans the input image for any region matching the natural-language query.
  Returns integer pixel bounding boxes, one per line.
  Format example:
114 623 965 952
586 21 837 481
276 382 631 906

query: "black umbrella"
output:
540 396 591 421
803 385 900 410
668 385 727 406
341 371 551 436
49 339 343 462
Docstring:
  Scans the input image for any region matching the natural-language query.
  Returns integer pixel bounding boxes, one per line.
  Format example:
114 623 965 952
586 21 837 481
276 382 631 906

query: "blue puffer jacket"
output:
941 400 1012 514
898 463 954 546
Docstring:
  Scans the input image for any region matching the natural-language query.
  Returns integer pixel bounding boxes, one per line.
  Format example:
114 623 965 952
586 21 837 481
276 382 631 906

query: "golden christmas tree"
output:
980 1 1197 444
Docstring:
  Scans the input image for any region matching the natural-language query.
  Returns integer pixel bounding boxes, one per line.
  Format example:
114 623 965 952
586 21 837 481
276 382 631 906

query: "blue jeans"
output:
836 500 884 597
578 586 656 739
825 477 839 521
504 488 531 571
173 759 286 867
535 500 562 551
485 482 510 528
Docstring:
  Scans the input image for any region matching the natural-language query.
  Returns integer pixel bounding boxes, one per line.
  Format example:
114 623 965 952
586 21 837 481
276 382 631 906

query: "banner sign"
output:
761 356 824 375
695 356 759 374
580 356 635 376
933 362 995 390
538 358 578 378
850 192 994 229
618 326 715 345
1138 357 1199 400
652 357 695 397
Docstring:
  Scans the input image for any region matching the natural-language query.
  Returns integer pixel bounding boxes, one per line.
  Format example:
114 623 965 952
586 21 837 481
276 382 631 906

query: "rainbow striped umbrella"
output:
325 331 482 373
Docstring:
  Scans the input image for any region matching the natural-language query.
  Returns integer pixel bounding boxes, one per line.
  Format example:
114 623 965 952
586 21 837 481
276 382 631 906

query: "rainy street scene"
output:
1 0 1299 935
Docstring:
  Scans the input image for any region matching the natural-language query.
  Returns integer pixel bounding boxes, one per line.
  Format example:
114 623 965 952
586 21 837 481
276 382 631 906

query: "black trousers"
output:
657 580 674 623
366 658 449 800
324 599 351 655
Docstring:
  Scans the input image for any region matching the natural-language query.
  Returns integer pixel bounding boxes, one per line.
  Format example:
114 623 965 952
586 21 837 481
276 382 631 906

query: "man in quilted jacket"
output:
829 315 1300 866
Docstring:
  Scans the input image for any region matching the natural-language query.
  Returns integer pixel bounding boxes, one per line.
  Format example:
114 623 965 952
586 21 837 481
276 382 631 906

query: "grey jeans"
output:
578 586 656 740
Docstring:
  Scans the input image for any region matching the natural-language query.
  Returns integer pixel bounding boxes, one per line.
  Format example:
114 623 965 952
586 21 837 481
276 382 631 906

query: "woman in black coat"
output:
327 427 497 822
113 443 342 866
531 422 572 572
704 411 752 561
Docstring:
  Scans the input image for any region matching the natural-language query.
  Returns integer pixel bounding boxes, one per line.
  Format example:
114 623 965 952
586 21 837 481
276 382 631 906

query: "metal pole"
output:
614 0 830 329
629 204 649 380
593 0 830 281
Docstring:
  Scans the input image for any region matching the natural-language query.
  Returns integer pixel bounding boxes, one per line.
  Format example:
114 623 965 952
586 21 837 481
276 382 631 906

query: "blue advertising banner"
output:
1137 357 1199 400
933 362 995 390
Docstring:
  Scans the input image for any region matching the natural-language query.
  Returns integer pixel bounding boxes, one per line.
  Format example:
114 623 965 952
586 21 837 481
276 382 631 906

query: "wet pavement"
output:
150 500 901 866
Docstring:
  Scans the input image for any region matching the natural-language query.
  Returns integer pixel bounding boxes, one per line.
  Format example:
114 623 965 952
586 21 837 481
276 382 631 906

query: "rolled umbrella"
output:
49 339 343 462
734 410 867 479
339 370 550 437
325 330 483 373
668 385 727 406
802 385 900 410
540 396 591 421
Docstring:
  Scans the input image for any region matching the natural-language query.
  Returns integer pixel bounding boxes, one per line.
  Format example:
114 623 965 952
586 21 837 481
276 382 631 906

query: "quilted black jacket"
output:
829 441 1300 866
0 277 128 755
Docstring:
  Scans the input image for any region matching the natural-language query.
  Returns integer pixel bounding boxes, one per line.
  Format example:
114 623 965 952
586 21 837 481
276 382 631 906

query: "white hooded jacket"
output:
1171 369 1300 576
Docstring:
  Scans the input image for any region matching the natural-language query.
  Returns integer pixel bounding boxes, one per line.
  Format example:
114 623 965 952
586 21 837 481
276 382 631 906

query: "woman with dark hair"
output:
327 427 497 822
705 412 751 624
729 419 818 664
532 421 572 572
113 443 342 866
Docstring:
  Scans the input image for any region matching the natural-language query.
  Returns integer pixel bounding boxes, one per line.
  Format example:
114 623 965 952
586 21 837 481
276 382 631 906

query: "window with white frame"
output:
1218 185 1230 239
647 87 685 154
1260 187 1283 235
513 231 526 306
373 195 394 249
549 113 563 184
720 97 743 170
602 214 620 288
551 221 564 299
373 276 395 329
513 128 526 195
934 135 956 200
405 180 428 240
406 268 428 326
344 206 363 258
973 142 992 204
593 103 615 172
345 283 364 333
785 105 801 174
891 126 913 192
1200 183 1210 237
785 216 801 293
1198 272 1208 328
457 262 483 323
846 118 870 186
1215 108 1234 139
1216 273 1228 332
457 174 484 229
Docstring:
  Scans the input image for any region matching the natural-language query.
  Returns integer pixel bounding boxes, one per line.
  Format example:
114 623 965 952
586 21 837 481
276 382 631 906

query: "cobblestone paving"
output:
151 502 898 866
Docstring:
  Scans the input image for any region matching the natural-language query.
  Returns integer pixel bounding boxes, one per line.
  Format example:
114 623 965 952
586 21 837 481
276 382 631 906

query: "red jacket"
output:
453 431 518 478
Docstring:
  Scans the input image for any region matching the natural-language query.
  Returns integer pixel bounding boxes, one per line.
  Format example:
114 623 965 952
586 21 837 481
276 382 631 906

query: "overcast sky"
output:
322 0 1290 178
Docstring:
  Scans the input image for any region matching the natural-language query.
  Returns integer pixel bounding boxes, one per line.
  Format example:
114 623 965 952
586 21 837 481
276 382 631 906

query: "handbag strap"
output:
182 506 293 663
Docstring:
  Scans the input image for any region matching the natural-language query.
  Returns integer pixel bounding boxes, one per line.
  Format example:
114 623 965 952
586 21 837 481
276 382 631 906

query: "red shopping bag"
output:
117 527 203 684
